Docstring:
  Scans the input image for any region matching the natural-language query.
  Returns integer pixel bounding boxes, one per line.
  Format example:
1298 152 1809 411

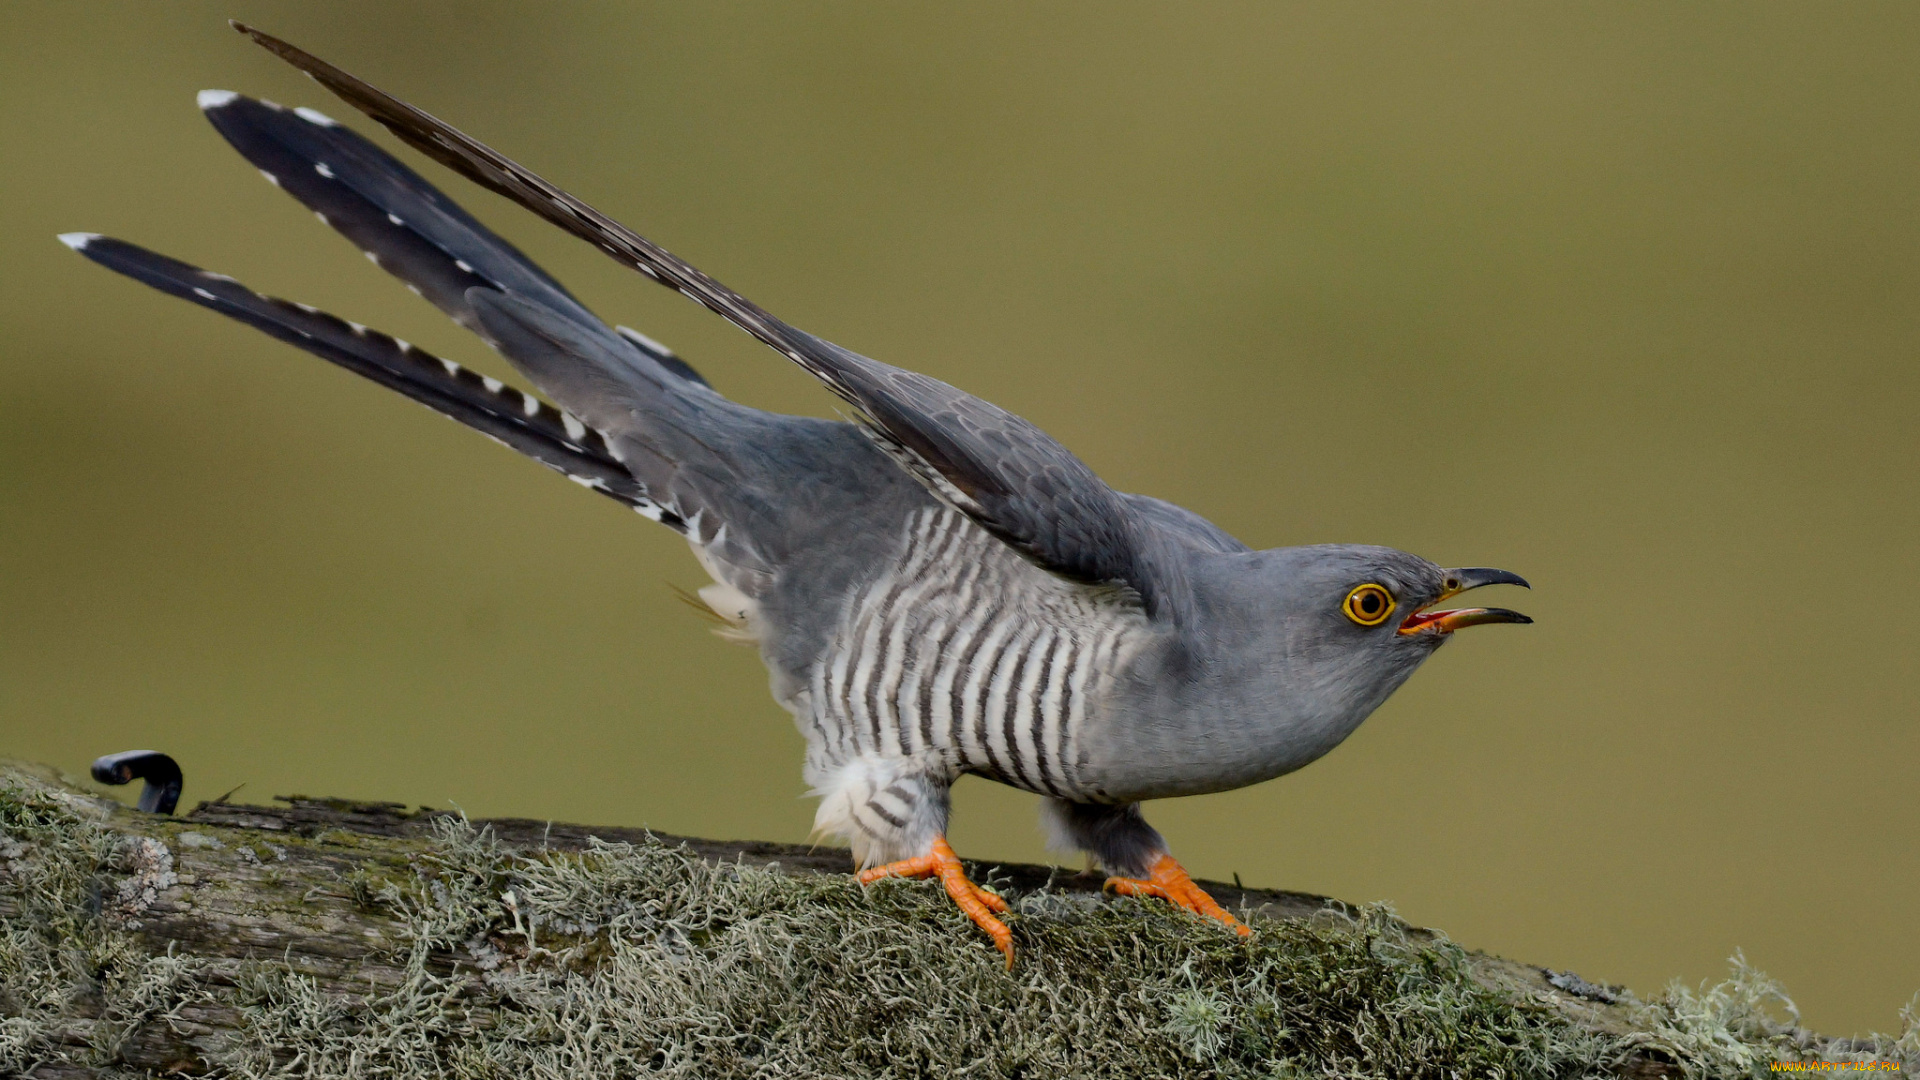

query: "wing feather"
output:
232 22 1168 610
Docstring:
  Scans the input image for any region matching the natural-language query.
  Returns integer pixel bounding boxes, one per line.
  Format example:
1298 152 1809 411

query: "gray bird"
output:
60 24 1530 964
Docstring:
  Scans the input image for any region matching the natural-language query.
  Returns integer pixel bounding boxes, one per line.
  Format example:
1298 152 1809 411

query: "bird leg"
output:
858 835 1014 965
1042 800 1251 937
1105 854 1251 936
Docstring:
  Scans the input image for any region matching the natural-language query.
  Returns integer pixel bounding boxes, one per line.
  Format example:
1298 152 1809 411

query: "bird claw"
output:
1105 854 1252 936
859 836 1015 966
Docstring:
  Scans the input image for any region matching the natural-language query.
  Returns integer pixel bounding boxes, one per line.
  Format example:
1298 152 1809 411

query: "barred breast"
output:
803 506 1150 801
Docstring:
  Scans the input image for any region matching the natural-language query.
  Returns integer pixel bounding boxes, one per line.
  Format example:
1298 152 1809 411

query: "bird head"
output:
1270 542 1529 659
1197 543 1532 729
1321 549 1531 644
1126 544 1533 795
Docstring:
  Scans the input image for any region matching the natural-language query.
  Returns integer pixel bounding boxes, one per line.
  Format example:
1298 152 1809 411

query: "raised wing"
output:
229 23 1167 611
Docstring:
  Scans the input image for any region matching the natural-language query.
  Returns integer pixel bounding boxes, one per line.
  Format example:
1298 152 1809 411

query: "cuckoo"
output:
60 25 1531 965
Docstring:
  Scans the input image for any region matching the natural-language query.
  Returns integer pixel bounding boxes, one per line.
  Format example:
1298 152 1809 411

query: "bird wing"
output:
1120 494 1250 556
231 23 1168 612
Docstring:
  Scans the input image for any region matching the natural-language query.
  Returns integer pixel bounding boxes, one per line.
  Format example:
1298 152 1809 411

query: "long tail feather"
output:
195 88 710 395
57 232 686 527
229 22 818 387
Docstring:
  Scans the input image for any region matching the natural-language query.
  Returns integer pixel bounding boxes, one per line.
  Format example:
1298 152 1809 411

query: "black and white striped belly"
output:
805 506 1147 800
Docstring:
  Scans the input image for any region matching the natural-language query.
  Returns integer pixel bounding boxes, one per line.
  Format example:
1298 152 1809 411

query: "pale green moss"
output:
0 777 203 1075
3 772 1914 1078
1626 960 1918 1078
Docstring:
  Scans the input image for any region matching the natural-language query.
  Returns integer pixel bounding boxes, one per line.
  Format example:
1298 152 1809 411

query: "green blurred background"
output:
4 2 1915 1035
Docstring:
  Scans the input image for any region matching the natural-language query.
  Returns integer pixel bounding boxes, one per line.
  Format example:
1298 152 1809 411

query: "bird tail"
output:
58 88 821 585
192 89 713 400
56 232 684 526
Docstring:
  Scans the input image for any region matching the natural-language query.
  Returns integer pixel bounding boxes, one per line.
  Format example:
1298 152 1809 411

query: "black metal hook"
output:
90 750 183 815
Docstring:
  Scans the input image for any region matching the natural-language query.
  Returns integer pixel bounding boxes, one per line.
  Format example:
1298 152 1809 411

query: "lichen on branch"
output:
1 761 1912 1078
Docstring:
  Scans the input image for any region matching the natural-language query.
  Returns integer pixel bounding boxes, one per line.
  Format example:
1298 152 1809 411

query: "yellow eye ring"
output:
1343 583 1396 627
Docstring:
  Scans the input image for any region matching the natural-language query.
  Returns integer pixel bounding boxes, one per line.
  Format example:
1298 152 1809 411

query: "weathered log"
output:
0 759 1905 1078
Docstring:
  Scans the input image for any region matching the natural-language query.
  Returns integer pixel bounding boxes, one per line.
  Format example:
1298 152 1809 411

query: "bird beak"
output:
1398 567 1533 636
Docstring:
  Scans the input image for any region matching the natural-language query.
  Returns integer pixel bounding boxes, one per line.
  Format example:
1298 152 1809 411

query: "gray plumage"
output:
61 34 1530 931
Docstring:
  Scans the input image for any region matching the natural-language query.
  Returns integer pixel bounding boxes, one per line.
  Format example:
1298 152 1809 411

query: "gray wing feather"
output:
823 345 1145 592
233 22 1170 613
1120 494 1250 556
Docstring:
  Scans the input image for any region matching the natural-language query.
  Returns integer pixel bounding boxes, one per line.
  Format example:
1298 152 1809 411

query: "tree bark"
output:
1 760 1868 1078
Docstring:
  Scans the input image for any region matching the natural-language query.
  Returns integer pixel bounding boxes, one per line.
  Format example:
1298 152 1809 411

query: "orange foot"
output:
1106 854 1252 936
858 835 1014 966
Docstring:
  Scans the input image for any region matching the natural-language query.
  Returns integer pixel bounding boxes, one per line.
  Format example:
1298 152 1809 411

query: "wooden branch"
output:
2 760 1877 1079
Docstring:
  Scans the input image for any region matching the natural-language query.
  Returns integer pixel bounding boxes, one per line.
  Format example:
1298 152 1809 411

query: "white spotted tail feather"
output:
54 233 689 526
193 82 719 408
184 85 750 565
194 86 605 365
68 83 784 649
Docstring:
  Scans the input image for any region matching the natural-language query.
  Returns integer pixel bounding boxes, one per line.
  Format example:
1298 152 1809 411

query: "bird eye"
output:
1343 584 1396 627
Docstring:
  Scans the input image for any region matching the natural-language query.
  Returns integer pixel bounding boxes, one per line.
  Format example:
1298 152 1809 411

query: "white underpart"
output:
1036 798 1086 855
799 506 1149 863
196 89 238 110
690 540 760 645
809 756 945 868
57 233 97 250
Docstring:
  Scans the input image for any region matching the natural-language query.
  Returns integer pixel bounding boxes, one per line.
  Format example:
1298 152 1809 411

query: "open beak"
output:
1398 567 1532 636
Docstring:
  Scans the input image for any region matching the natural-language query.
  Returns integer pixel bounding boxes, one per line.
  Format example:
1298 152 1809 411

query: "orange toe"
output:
967 879 1011 913
1106 854 1251 936
858 852 940 884
859 836 1015 965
